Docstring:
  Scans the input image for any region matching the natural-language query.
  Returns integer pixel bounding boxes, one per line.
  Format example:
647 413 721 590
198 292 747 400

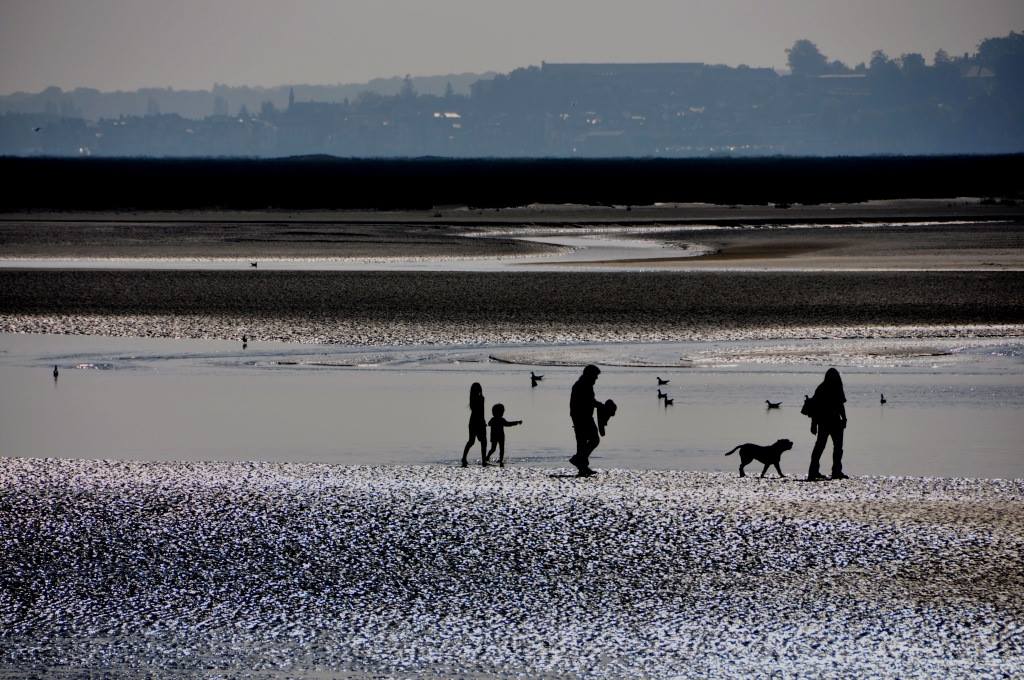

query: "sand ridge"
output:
1 270 1022 346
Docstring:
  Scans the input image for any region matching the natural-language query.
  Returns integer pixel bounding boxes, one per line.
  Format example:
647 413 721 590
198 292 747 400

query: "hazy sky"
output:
2 0 1022 93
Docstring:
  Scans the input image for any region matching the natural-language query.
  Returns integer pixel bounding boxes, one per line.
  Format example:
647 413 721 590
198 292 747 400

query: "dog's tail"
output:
724 445 742 456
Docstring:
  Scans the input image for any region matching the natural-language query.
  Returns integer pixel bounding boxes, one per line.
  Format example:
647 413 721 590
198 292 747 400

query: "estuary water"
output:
1 333 1021 478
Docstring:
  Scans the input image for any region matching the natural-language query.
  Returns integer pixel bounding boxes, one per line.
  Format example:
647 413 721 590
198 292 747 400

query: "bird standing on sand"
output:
53 365 59 379
657 377 670 385
766 400 781 409
242 334 248 350
880 393 887 404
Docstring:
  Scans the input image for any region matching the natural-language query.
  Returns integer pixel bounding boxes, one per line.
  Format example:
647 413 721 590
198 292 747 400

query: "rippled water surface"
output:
1 333 1021 478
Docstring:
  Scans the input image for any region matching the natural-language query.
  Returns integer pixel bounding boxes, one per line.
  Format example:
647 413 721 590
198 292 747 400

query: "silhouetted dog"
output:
724 438 793 478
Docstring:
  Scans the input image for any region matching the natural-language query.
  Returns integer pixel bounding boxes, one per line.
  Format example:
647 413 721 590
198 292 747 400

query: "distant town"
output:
1 34 1021 157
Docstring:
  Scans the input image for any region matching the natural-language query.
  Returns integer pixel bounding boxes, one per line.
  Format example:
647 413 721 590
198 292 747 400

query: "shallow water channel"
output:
1 333 1021 478
0 227 698 271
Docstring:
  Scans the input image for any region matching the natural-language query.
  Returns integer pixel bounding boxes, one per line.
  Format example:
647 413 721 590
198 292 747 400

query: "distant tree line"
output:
1 32 1022 157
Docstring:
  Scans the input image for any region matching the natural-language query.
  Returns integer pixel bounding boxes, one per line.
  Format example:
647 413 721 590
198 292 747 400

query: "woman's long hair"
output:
469 382 482 408
821 367 845 401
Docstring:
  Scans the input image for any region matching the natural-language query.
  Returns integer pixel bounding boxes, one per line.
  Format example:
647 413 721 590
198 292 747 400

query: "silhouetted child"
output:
596 398 617 436
484 403 522 467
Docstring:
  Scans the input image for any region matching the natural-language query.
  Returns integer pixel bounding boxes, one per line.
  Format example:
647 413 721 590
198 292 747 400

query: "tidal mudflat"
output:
3 203 1023 272
1 458 1021 678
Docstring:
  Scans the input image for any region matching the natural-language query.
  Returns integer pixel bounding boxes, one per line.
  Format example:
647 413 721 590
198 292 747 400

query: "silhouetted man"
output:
569 364 603 477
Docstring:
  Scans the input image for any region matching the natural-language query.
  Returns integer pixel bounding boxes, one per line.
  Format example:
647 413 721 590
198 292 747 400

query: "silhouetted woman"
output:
807 367 848 481
461 382 487 467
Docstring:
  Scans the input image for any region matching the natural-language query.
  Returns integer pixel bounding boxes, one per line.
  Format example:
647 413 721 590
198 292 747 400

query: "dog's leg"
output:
738 457 747 477
775 462 786 478
760 463 770 478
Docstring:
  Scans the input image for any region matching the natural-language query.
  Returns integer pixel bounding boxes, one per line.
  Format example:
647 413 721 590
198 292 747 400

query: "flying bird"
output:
657 389 667 400
250 262 258 268
664 397 674 406
530 371 544 381
657 377 670 385
766 400 781 409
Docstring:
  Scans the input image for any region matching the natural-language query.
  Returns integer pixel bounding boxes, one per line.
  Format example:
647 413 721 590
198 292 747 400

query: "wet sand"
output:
1 458 1021 678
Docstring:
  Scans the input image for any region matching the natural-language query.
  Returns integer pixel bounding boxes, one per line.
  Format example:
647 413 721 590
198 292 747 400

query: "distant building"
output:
539 62 707 77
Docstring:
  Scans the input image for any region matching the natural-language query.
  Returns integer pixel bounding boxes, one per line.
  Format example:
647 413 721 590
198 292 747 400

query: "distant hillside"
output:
0 72 495 120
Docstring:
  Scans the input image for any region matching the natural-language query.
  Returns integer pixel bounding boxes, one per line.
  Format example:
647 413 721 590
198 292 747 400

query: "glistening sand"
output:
1 459 1021 678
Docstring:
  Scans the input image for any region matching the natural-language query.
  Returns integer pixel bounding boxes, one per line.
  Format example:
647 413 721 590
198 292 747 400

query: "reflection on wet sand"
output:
2 218 1023 271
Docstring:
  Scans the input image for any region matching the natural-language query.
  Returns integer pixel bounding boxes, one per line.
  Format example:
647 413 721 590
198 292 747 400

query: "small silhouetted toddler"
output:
485 403 522 467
